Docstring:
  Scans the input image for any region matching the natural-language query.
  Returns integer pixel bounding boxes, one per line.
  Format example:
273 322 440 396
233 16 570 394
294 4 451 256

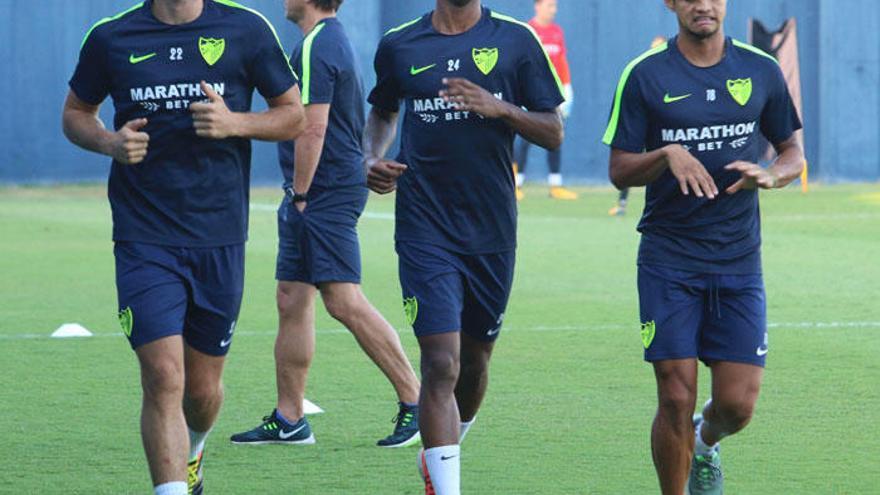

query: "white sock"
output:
549 173 563 187
459 417 476 443
188 427 210 462
694 419 717 455
424 445 461 495
154 481 187 495
515 173 525 188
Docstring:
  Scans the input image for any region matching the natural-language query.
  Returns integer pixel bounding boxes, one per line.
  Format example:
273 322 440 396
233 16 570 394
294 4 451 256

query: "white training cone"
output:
51 323 93 338
303 399 325 415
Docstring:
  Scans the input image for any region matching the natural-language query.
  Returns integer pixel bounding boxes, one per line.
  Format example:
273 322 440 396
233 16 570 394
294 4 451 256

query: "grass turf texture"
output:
0 184 878 494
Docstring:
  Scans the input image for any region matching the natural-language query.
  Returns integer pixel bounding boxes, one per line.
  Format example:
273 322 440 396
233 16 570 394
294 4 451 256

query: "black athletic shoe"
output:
377 402 421 448
229 409 315 445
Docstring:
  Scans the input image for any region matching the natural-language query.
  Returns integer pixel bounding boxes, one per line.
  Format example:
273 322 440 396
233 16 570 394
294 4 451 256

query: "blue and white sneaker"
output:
229 409 315 445
377 402 421 448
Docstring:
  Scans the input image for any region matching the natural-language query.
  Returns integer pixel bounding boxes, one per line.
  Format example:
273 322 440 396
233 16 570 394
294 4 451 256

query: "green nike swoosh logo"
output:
410 64 436 76
663 92 692 104
129 52 157 64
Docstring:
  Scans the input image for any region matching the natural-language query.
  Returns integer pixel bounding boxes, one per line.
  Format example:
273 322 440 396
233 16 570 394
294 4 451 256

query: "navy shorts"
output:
396 242 515 343
114 242 244 356
638 264 768 367
276 186 368 285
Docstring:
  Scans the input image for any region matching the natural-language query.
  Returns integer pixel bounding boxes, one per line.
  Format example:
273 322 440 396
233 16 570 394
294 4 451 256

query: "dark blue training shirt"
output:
603 37 802 274
69 0 297 247
369 8 565 254
278 18 366 191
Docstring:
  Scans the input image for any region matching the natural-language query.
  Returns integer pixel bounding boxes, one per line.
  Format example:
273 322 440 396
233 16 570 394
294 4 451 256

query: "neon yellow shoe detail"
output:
187 451 204 495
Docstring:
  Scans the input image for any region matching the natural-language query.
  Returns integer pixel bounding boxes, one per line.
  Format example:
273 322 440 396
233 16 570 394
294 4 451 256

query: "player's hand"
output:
724 161 779 194
295 201 307 213
439 78 505 119
110 118 150 164
366 158 407 194
664 144 719 199
190 81 239 139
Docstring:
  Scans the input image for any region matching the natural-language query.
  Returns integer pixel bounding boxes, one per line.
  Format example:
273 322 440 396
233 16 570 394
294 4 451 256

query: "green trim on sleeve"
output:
301 22 327 105
384 16 422 36
602 42 669 146
212 0 298 79
732 39 779 64
489 10 565 99
80 2 144 49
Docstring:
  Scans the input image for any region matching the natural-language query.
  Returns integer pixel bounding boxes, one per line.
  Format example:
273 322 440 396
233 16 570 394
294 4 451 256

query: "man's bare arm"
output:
363 106 399 162
190 82 306 142
610 144 719 199
725 135 804 194
439 77 563 150
289 103 330 208
363 106 407 194
62 90 150 164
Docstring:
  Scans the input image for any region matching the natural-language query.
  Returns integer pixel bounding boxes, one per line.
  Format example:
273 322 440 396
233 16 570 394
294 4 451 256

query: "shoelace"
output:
187 457 201 491
392 408 415 428
694 455 722 488
261 415 278 430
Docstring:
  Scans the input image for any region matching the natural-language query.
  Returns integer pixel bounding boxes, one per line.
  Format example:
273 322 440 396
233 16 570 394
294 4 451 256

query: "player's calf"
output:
136 338 189 489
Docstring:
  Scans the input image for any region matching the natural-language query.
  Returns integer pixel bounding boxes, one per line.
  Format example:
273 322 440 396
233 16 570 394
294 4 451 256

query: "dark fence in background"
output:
1 0 877 184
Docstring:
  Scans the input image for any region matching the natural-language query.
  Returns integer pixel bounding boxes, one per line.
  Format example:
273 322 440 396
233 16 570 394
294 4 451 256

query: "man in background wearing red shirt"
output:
515 0 576 200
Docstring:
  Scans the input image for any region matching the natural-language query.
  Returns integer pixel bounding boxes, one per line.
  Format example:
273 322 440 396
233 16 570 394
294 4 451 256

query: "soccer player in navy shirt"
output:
603 1 804 494
229 0 422 450
366 0 564 493
62 1 304 494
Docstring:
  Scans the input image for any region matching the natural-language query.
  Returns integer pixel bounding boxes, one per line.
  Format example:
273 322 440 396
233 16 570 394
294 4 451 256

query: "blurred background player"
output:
608 35 667 217
62 0 304 493
365 0 564 492
514 0 575 200
230 0 422 450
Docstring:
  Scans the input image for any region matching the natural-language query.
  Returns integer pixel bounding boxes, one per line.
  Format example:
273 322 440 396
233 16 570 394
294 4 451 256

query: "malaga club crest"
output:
403 297 419 326
199 37 226 66
640 320 656 349
472 47 499 75
726 78 752 106
118 307 134 337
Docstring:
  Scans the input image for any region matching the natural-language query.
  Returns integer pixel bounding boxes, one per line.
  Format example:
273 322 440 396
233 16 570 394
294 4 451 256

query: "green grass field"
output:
1 183 878 494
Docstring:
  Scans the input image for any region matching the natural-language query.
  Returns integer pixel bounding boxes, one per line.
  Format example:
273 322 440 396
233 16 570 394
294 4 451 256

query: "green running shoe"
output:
376 402 421 448
229 409 315 445
187 450 204 495
688 414 723 494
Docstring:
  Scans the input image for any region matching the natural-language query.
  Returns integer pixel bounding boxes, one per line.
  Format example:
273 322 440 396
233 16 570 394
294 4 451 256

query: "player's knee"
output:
458 356 488 382
141 358 184 401
712 399 755 430
322 291 361 324
321 291 369 325
276 286 299 316
186 379 224 409
656 381 697 425
421 350 460 387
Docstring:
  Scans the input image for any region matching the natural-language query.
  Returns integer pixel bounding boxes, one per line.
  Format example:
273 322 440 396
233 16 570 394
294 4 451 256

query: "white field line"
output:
249 203 879 223
1 321 879 341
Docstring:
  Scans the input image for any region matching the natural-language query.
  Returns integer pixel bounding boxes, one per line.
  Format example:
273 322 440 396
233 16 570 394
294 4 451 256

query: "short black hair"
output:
311 0 343 11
